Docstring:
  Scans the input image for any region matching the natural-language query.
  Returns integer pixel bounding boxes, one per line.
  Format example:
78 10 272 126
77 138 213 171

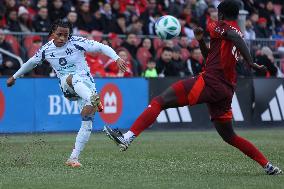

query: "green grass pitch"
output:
0 129 283 189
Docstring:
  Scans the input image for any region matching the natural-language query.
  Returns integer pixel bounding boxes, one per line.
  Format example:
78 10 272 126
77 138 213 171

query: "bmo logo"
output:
100 83 122 124
0 90 5 120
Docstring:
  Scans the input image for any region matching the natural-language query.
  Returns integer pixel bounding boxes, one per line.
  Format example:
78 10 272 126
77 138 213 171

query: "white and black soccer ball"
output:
155 15 181 40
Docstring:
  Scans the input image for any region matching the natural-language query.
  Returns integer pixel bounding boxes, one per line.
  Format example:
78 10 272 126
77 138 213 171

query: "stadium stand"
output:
0 0 283 77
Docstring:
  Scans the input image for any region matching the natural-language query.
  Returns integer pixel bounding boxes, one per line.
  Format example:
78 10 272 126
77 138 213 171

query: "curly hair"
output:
48 19 73 39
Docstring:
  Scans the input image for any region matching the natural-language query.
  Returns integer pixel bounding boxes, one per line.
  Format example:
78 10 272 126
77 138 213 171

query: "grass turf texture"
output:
0 129 283 189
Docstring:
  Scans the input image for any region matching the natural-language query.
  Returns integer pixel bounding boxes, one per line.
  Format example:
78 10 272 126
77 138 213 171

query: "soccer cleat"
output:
65 158 82 168
264 162 282 175
103 125 129 151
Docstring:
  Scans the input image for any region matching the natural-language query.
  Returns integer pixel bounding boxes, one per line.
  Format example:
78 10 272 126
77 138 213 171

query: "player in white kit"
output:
6 20 127 167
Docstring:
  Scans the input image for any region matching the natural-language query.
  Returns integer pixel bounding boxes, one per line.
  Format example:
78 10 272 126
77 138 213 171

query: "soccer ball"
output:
155 15 181 40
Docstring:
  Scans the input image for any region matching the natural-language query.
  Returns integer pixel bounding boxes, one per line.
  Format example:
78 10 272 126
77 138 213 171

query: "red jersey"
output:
205 20 242 89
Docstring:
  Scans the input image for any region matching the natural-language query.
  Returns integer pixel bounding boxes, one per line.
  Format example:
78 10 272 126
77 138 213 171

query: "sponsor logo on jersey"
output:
0 90 5 120
261 85 284 121
100 83 122 124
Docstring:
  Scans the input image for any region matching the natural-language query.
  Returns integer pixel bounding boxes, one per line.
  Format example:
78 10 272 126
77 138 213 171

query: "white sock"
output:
72 79 92 102
123 131 135 143
70 120 92 159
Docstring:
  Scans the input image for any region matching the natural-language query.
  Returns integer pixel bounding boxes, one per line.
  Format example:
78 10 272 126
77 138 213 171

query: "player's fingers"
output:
119 62 127 72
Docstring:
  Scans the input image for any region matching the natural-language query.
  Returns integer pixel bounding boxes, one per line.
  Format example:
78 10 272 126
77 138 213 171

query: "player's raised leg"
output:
214 119 282 175
66 74 103 112
104 77 203 151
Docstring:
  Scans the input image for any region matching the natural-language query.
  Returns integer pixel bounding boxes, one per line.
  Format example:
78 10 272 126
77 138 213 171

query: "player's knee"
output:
151 96 164 110
66 75 73 88
81 106 95 120
71 74 82 88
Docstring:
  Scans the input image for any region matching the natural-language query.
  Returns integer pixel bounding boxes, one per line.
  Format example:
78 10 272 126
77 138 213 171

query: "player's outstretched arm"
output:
225 30 267 72
77 37 127 72
193 27 209 59
6 57 40 87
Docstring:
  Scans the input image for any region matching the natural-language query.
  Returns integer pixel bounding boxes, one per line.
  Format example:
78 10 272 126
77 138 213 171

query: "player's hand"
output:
116 58 127 73
193 27 204 41
6 76 16 87
251 63 267 72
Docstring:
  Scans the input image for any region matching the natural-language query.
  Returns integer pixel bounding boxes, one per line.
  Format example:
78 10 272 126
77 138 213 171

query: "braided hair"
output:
48 19 73 39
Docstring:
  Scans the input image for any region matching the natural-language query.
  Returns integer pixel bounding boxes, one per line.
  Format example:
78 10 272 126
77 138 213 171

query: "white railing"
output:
0 47 23 66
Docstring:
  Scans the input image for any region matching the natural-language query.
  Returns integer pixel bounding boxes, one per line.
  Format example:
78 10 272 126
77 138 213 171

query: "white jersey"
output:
13 36 120 79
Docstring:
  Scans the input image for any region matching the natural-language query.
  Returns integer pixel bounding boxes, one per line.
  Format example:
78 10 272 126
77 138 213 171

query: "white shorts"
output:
59 73 97 111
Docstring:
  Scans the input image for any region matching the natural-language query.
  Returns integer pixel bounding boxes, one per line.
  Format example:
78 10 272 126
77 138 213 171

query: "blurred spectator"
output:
65 11 78 35
35 0 48 10
194 0 208 18
76 2 95 32
32 6 51 33
123 1 139 24
6 9 22 32
199 4 217 36
249 12 259 28
167 0 185 18
141 37 155 57
242 0 259 14
121 32 138 60
187 47 203 76
140 0 159 35
18 6 33 33
100 3 116 33
156 47 179 77
145 11 161 35
179 14 194 39
86 52 106 77
255 46 277 77
109 13 127 35
255 17 271 38
105 48 133 77
136 37 154 70
0 29 20 75
92 9 105 32
258 1 281 33
142 58 158 77
28 35 52 77
126 19 143 35
244 19 256 40
48 0 68 23
27 35 42 58
172 45 190 77
19 0 36 18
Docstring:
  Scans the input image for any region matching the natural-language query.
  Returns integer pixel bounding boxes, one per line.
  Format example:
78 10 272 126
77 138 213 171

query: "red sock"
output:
231 135 268 167
130 99 162 136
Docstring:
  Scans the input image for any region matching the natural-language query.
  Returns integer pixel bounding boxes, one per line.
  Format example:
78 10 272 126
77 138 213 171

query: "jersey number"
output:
232 46 239 61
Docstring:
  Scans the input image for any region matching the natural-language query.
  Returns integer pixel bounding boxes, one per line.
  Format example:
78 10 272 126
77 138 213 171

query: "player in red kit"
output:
104 0 282 175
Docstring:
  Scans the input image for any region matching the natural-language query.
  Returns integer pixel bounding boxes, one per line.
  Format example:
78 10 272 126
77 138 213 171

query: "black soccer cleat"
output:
103 125 129 151
264 162 282 175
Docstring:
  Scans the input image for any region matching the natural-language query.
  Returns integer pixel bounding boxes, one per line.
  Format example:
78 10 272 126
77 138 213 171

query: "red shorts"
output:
171 75 234 122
